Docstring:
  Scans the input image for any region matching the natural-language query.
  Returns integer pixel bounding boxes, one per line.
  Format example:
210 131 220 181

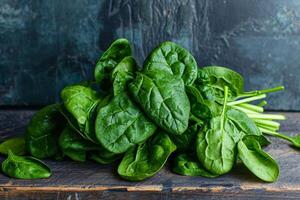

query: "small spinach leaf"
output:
111 56 137 96
117 131 176 181
94 38 131 89
59 126 99 162
172 153 218 178
238 137 279 182
95 93 156 154
144 41 198 85
26 104 66 159
89 150 121 164
195 66 244 102
129 71 190 135
61 85 100 142
1 151 51 179
0 136 26 155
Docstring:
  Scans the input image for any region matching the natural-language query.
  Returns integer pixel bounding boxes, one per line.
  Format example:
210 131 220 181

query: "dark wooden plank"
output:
0 110 300 199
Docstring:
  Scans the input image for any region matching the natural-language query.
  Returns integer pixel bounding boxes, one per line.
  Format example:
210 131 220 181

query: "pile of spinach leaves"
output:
0 38 295 183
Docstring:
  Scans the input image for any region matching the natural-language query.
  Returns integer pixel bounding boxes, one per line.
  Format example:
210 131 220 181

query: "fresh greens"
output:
26 104 66 159
129 71 190 135
117 132 176 181
94 38 131 89
61 85 100 142
2 151 51 179
0 136 26 155
95 93 156 154
238 137 279 182
144 41 198 85
2 39 291 182
172 153 218 178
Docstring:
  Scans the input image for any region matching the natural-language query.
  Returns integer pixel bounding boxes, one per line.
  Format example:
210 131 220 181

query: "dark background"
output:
0 0 299 110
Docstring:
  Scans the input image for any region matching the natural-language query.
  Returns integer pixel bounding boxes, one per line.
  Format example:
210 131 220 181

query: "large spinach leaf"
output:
95 93 156 154
196 86 236 175
238 137 279 182
2 151 51 179
94 38 131 88
117 131 176 181
26 104 66 159
172 153 218 178
129 71 190 135
61 85 100 142
144 41 197 85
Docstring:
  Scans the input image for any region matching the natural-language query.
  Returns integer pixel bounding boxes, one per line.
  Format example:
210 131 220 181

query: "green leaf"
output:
238 137 279 182
59 126 99 162
117 132 176 181
172 153 218 178
196 86 236 175
26 104 66 159
1 151 51 179
195 66 244 102
0 136 26 155
95 93 157 154
111 56 137 96
61 85 100 142
89 150 121 164
144 41 198 85
94 38 131 89
129 71 190 135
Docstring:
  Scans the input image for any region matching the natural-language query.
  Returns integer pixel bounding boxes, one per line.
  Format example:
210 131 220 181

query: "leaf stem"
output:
257 100 268 107
238 103 264 113
247 113 286 120
239 86 284 98
254 119 280 129
227 94 266 106
259 127 294 143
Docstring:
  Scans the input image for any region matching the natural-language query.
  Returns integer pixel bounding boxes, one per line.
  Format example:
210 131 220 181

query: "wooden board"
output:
0 110 300 199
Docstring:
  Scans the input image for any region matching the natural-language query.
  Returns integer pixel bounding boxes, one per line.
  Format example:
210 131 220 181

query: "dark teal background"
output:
0 0 299 110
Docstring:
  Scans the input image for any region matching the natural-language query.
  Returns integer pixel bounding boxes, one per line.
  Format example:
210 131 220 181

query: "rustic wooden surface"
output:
0 110 300 200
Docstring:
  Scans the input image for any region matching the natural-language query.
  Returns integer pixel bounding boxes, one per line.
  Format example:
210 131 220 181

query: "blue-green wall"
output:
0 0 299 110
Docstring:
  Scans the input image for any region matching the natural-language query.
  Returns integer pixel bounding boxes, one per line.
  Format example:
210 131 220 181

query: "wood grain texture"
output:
0 110 300 199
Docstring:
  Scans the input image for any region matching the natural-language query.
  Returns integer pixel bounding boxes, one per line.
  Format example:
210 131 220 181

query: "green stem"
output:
238 103 264 113
257 124 278 132
247 113 286 120
232 105 259 114
257 100 268 107
239 86 284 98
221 86 229 129
227 94 266 106
259 127 294 143
254 119 280 129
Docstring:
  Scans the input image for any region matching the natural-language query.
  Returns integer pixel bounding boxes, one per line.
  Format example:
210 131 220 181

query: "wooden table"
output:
0 110 300 200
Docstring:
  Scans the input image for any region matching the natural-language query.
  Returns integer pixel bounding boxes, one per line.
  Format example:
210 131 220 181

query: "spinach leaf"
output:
195 66 244 102
238 137 279 182
59 126 99 162
196 86 236 175
186 85 221 122
26 104 66 159
61 85 100 142
95 93 156 154
144 41 197 85
117 131 176 181
111 56 137 96
94 38 131 89
227 108 270 146
172 153 218 178
1 151 51 179
0 136 26 155
129 71 190 135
